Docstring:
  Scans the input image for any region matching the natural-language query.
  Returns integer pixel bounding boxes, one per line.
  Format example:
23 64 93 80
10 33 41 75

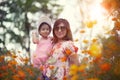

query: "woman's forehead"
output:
58 23 65 26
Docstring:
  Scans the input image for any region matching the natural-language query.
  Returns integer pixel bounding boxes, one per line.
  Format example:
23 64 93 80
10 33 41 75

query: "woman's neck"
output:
57 39 65 43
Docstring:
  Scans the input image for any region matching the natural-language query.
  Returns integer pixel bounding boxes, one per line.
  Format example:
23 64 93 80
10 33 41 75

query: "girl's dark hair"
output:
53 18 73 43
38 22 51 35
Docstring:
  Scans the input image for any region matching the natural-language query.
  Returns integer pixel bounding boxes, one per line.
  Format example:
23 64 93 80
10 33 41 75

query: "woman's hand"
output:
69 53 80 66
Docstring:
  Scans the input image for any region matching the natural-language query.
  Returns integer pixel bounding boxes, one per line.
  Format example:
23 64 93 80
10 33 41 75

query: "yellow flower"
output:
85 20 97 28
83 39 89 44
71 75 79 80
89 43 102 58
92 38 98 43
69 65 78 75
80 30 85 33
78 64 86 72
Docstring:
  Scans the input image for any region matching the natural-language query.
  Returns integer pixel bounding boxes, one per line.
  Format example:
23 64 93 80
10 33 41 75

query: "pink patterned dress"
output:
32 37 53 69
46 41 78 80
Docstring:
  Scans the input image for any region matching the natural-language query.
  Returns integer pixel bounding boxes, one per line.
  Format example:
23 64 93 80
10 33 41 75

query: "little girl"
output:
32 17 53 71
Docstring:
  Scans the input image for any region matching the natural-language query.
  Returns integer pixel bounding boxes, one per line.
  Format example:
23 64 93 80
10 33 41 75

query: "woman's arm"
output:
64 41 80 66
69 53 80 66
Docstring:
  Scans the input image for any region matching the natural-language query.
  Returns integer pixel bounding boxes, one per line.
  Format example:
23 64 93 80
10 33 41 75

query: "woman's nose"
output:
58 28 62 32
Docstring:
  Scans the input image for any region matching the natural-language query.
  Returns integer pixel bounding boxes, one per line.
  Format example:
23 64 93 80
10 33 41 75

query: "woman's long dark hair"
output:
53 18 73 43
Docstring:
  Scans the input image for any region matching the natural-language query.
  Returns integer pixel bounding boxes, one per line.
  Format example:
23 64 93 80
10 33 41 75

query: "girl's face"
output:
54 23 67 40
39 24 50 38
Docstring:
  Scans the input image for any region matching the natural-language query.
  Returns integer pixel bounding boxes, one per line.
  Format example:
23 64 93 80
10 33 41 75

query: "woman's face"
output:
54 23 67 40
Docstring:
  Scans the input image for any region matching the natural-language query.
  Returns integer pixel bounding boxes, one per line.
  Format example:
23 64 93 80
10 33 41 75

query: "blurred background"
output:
1 0 120 79
0 0 119 58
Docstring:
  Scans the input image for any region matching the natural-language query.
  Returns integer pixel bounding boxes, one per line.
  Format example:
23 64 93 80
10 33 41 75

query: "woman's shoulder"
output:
59 40 74 47
64 40 73 44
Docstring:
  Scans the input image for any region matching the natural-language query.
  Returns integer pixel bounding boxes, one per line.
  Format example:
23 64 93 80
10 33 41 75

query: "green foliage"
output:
0 0 63 53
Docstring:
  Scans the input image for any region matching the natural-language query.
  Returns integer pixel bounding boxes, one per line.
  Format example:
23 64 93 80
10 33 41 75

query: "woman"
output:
46 18 79 80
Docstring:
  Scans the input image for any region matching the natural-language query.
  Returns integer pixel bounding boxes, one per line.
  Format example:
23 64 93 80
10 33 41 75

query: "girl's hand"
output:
32 31 39 44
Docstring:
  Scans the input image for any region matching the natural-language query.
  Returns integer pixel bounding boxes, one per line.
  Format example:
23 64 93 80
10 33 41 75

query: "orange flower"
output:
83 40 89 44
63 76 67 80
6 51 11 56
80 30 85 33
40 66 44 71
37 78 41 80
12 54 17 58
60 56 67 62
26 68 33 76
0 66 7 71
112 17 117 21
81 50 89 54
78 64 86 72
100 63 111 71
12 75 21 80
17 70 26 79
49 65 54 70
64 48 72 55
8 60 17 66
92 57 102 63
23 57 29 64
0 73 3 78
0 55 4 62
92 38 98 43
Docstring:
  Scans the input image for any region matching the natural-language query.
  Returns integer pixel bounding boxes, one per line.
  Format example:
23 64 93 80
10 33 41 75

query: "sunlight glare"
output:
90 3 104 21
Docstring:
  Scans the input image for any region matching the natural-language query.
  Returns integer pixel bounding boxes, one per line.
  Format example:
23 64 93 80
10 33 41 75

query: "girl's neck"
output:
41 36 48 39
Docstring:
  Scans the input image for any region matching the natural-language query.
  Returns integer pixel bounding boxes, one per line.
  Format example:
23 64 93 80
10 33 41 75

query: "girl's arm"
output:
32 31 39 44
